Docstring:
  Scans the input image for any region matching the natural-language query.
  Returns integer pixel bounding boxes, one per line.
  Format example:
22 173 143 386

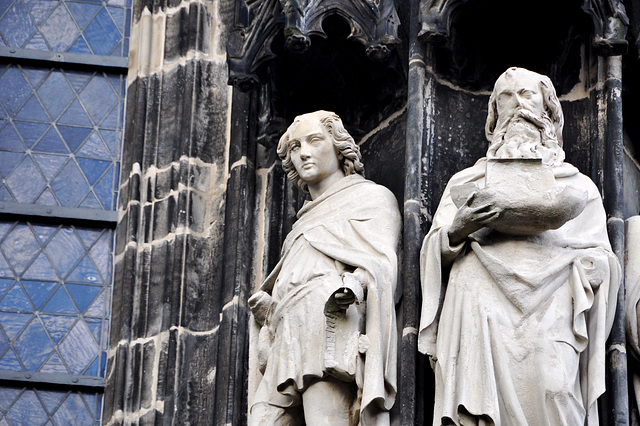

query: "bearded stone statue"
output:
418 67 621 425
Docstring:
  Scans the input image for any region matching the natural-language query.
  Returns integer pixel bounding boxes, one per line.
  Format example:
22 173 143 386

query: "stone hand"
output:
447 191 501 245
248 290 274 327
333 287 356 308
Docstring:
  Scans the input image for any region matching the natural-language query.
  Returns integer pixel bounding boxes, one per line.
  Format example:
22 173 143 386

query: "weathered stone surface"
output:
248 112 401 425
419 67 621 425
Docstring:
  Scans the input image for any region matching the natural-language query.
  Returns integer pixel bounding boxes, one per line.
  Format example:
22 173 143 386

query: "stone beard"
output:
418 68 621 426
249 111 401 425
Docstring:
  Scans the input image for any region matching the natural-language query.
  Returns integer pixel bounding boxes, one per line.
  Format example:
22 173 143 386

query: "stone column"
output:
103 0 239 423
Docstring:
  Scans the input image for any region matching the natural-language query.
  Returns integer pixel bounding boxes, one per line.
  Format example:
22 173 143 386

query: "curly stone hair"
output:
276 111 365 193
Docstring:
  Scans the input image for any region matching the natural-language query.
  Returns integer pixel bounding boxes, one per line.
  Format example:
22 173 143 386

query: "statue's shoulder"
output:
557 162 601 198
357 178 398 205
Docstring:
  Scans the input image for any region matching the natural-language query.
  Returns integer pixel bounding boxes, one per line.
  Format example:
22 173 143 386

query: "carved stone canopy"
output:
418 0 628 56
227 0 400 90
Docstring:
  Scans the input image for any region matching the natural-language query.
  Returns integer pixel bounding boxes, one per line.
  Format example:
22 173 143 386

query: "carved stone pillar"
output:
103 0 238 423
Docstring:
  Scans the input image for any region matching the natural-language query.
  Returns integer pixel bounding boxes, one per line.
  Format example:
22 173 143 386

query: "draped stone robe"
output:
252 174 401 425
418 158 620 426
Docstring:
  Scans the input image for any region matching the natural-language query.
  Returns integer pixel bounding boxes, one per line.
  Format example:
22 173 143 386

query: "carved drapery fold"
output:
226 0 400 90
418 0 628 56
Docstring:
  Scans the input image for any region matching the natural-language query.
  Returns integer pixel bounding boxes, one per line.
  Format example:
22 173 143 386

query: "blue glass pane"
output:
37 72 75 120
67 256 102 284
0 312 31 340
41 287 76 315
66 283 100 312
44 228 84 278
58 320 97 374
58 125 90 153
24 0 58 25
69 35 92 54
52 393 94 425
58 99 92 126
0 1 36 48
32 153 68 181
0 347 22 369
0 185 11 202
80 192 102 209
14 319 54 370
22 252 59 281
0 67 31 115
5 155 47 203
33 127 68 154
40 314 76 343
40 4 80 52
0 0 14 18
76 228 102 249
14 95 50 122
40 351 68 373
0 284 32 312
50 161 89 207
65 69 91 91
0 224 41 275
84 354 99 375
94 166 113 209
22 280 57 309
84 290 105 318
108 6 124 33
84 8 119 55
21 66 49 88
0 151 24 178
4 390 48 424
66 2 101 29
0 125 26 151
25 30 48 50
0 327 8 354
13 121 49 148
78 132 111 160
37 389 66 414
77 158 110 185
0 278 13 297
79 75 117 124
84 317 101 341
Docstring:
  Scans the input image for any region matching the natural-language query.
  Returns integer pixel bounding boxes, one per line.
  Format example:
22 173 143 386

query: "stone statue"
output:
248 111 401 425
625 216 640 423
418 67 621 425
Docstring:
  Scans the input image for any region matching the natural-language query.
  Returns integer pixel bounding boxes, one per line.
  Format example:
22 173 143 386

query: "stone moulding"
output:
418 0 628 56
226 0 400 90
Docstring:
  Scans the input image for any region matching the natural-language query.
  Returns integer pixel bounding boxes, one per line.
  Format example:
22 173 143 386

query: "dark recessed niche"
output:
263 14 407 139
432 0 591 95
623 38 640 154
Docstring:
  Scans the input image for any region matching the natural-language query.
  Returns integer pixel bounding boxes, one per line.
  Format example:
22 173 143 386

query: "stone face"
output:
248 112 401 425
418 68 622 425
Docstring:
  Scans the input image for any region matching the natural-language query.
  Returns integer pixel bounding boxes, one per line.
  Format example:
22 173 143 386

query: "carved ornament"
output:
227 0 400 90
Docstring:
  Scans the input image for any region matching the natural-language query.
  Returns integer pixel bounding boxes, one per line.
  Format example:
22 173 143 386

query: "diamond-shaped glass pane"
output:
0 0 129 56
0 222 112 377
0 387 102 424
0 65 124 210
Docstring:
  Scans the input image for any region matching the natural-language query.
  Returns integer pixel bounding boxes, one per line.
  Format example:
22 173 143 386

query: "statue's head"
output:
485 67 565 166
277 110 364 193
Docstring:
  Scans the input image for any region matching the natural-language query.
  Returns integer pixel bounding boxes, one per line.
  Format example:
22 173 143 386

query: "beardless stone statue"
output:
248 111 401 425
418 67 621 425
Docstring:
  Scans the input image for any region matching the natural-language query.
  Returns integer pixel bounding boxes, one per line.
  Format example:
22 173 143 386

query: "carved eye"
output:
521 90 536 99
290 142 300 151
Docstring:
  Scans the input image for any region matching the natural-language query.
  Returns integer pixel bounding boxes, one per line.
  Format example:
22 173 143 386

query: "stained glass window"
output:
0 0 129 422
0 64 125 210
0 0 131 57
